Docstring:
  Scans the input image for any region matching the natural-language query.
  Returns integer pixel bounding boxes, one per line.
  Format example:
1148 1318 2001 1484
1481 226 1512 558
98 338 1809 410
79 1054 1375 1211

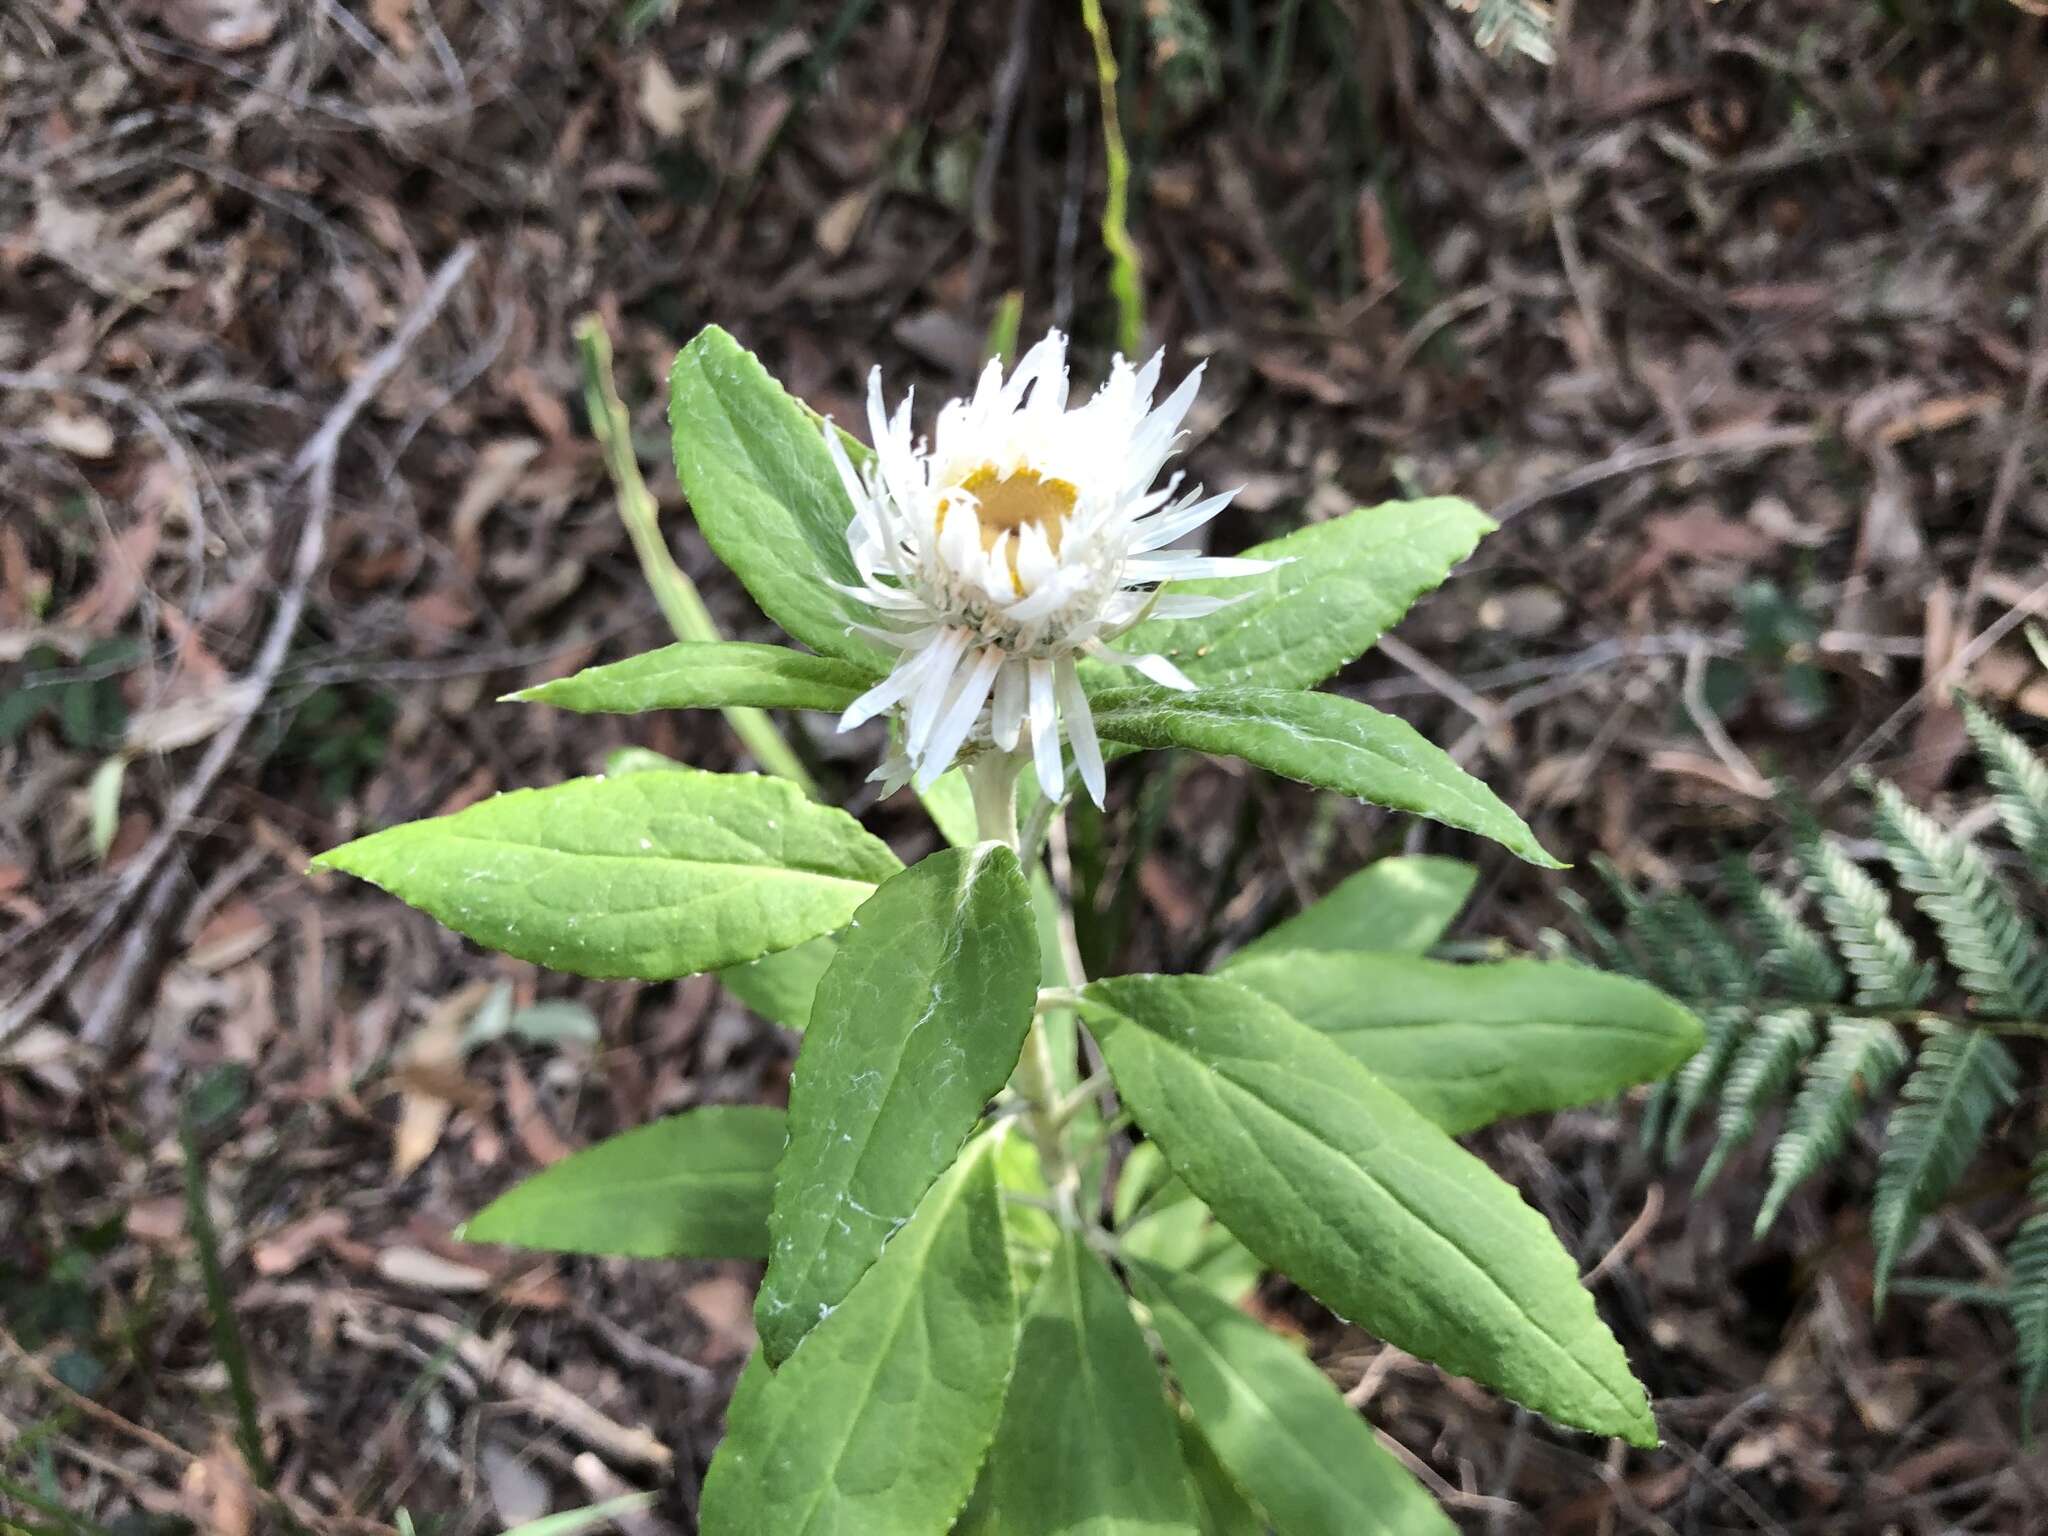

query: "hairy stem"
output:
968 753 1082 1223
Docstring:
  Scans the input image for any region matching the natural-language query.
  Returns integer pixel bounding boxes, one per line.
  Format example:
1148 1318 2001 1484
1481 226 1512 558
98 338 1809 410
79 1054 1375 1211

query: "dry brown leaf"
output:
638 57 712 139
60 513 160 635
153 0 278 53
389 981 495 1178
252 1210 349 1277
37 408 114 458
180 1440 256 1536
368 0 419 55
126 678 264 755
815 186 876 259
501 1055 573 1167
684 1272 757 1363
376 1244 494 1292
451 438 544 565
186 899 274 974
126 1196 188 1247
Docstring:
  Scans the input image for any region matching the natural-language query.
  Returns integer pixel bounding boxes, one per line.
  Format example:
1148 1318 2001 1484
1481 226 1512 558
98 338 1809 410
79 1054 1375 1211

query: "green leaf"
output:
1871 1023 2017 1308
1226 856 1475 965
701 1140 1018 1536
1119 1183 1263 1307
720 934 838 1031
1176 1419 1267 1536
512 640 873 716
460 1106 784 1259
1113 499 1494 691
1130 1260 1454 1536
968 1235 1200 1534
1219 954 1702 1134
1082 973 1657 1446
1086 688 1559 868
312 769 900 981
499 1495 658 1536
757 844 1039 1366
669 326 885 667
1755 1017 1907 1236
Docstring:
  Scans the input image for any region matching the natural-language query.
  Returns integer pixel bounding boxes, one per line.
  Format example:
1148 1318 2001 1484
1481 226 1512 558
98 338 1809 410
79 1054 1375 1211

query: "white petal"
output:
905 628 970 756
917 647 1003 786
1141 592 1239 620
1055 656 1105 807
1092 643 1197 691
1028 658 1061 799
1123 552 1279 582
823 420 870 511
838 648 927 731
990 660 1026 751
1130 487 1238 552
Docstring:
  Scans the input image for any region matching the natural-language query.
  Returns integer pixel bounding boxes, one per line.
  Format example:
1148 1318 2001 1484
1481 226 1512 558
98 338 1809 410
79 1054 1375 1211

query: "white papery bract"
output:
826 330 1270 805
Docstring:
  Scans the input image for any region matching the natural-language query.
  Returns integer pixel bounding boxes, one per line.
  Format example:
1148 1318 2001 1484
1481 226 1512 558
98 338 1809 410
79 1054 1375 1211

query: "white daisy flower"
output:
825 330 1272 806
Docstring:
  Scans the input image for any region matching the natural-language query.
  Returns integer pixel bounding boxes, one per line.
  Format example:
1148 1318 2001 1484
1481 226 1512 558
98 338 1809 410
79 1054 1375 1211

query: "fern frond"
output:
2010 1150 2048 1433
1870 1024 2018 1307
1785 808 1936 1010
1558 890 1633 975
1755 1018 1909 1236
1698 1010 1817 1191
1662 1005 1748 1162
1866 776 2048 1020
1724 856 1844 1004
1448 0 1557 63
1594 857 1751 1006
1961 695 2048 883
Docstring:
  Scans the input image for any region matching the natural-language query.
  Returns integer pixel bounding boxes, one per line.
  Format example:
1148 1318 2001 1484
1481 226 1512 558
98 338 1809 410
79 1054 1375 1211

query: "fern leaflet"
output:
1870 1025 2018 1307
2010 1151 2048 1433
1961 695 2048 884
1725 856 1843 1004
1755 1018 1908 1236
1663 1005 1747 1163
1787 813 1935 1010
1698 1010 1816 1191
1866 776 2048 1020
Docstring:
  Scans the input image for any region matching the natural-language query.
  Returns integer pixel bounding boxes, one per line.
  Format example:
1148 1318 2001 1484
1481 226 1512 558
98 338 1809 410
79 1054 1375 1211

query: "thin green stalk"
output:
970 755 1082 1223
178 1114 271 1489
1079 0 1145 356
573 316 819 796
0 1473 114 1536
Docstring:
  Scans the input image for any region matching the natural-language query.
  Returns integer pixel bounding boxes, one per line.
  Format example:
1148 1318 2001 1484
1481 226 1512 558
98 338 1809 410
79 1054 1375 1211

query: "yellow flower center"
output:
942 465 1077 558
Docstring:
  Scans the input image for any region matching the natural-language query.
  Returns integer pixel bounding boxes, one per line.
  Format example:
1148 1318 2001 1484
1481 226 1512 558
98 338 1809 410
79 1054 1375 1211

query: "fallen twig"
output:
0 243 478 1054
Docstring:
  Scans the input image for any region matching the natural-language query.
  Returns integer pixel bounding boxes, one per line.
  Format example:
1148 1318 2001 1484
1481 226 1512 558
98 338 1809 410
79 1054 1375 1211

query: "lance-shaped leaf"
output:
1221 954 1702 1134
312 770 900 980
1087 687 1560 868
1130 1260 1454 1536
965 1234 1200 1535
460 1107 784 1259
757 843 1039 1365
720 934 839 1031
1082 973 1657 1446
701 1140 1017 1536
1177 1420 1266 1536
1113 498 1493 691
669 326 887 667
512 641 873 716
1225 856 1476 965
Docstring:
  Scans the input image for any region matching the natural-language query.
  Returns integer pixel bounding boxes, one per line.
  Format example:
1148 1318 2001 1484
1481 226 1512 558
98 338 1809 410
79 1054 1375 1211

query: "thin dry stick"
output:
0 243 478 1052
1959 243 2048 642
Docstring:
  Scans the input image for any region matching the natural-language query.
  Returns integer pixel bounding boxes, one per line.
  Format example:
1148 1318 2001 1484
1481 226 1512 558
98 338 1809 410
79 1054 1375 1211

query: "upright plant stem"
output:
180 1113 272 1488
1078 0 1144 357
573 316 819 797
968 754 1082 1222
